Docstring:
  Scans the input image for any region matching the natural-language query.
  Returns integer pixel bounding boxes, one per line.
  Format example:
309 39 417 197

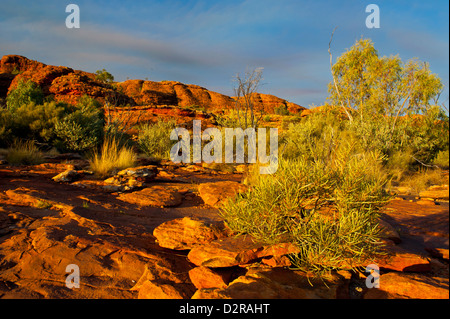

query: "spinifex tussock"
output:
89 137 137 178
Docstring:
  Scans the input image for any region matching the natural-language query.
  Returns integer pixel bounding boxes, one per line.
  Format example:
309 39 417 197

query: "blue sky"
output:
1 0 448 108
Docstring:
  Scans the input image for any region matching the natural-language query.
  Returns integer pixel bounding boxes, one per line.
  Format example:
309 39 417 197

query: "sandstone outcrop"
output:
152 217 230 250
0 55 305 115
363 272 449 299
117 186 183 207
0 54 128 105
187 235 301 268
197 181 248 208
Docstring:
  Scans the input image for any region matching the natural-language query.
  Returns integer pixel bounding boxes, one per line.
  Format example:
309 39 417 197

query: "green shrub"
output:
0 106 12 147
433 150 449 169
282 105 449 174
221 138 391 276
280 109 346 162
137 120 176 159
214 110 241 128
8 101 68 144
6 79 44 112
5 139 44 165
54 96 104 153
89 137 137 178
103 121 134 149
274 104 290 116
95 69 114 84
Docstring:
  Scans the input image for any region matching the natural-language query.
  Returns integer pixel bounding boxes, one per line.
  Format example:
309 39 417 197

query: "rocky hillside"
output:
0 55 305 114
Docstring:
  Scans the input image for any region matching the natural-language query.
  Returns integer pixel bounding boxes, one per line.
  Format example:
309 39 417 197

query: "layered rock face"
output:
0 55 305 114
0 54 131 105
117 79 236 111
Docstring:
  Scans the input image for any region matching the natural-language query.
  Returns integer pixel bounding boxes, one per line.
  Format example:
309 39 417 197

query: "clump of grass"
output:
89 138 137 178
5 139 44 165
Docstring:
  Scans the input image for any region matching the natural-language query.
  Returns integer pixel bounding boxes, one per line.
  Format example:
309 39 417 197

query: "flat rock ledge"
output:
117 185 183 207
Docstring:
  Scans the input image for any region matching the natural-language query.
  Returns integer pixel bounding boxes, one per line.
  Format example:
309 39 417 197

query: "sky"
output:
0 0 449 108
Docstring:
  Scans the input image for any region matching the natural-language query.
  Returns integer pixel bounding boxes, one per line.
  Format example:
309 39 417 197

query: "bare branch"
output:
328 27 353 122
233 67 264 129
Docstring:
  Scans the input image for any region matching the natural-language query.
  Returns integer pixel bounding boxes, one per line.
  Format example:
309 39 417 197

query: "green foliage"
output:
103 121 134 149
95 69 114 84
54 95 104 153
137 120 176 159
221 144 391 275
226 86 447 275
328 38 443 120
433 150 449 169
11 67 22 75
36 200 53 209
214 109 241 128
282 102 448 176
0 106 12 147
274 104 290 116
9 101 68 143
280 107 346 162
6 79 44 112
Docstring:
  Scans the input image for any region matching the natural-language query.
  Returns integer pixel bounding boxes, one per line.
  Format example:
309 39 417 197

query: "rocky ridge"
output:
0 55 306 115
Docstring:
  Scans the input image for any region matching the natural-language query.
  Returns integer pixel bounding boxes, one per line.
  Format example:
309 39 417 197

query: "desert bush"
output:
89 137 137 178
0 106 12 147
5 139 44 165
103 121 134 149
137 120 176 159
54 95 104 153
221 138 391 275
280 107 346 161
283 102 449 173
263 115 272 122
8 101 68 144
6 79 44 112
95 69 114 84
214 109 241 128
274 104 290 116
401 167 448 195
433 150 449 169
